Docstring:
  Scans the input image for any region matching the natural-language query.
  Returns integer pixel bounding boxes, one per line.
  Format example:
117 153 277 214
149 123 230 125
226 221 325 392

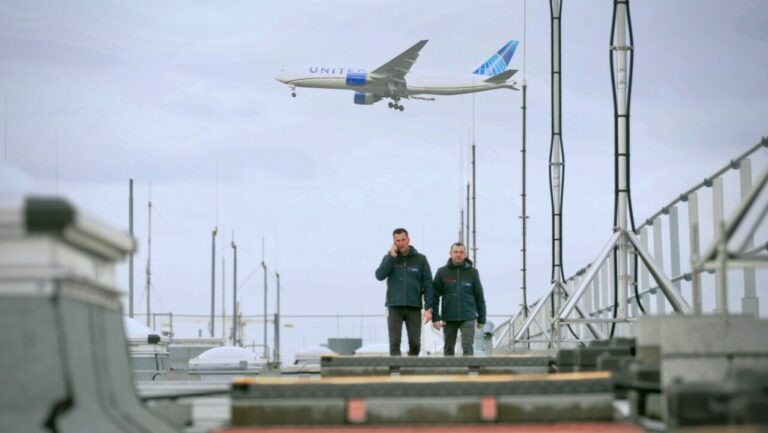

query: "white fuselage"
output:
275 67 516 98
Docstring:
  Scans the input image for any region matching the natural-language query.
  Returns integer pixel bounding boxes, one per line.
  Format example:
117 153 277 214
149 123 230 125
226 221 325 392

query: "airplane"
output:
275 40 519 112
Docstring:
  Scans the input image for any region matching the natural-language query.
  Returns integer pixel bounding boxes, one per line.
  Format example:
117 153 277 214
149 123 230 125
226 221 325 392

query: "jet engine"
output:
353 92 380 105
345 71 368 86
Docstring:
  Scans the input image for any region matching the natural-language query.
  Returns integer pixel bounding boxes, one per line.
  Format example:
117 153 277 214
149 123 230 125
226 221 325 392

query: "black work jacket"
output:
432 258 486 324
375 246 433 309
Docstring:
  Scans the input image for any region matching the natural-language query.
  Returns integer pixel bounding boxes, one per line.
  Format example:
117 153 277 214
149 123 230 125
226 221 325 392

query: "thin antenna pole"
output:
4 95 7 162
261 237 268 361
221 234 226 340
210 227 217 337
145 191 152 327
465 182 470 247
54 131 59 195
459 208 464 243
231 233 238 345
521 0 530 345
274 271 281 367
129 179 134 318
471 142 477 265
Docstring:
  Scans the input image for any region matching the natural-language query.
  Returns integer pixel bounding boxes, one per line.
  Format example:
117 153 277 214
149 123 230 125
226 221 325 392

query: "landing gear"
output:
388 100 405 111
290 85 296 98
291 92 296 98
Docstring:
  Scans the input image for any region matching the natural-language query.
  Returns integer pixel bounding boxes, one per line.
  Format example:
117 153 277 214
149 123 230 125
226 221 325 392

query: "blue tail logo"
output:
473 40 519 76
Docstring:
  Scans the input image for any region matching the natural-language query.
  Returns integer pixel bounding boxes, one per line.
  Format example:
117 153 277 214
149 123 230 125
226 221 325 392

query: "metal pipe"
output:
739 158 759 317
549 0 564 285
712 177 726 313
261 237 268 361
521 80 529 346
210 227 217 337
471 143 477 265
466 182 470 248
637 138 767 231
129 178 134 318
145 198 152 327
626 232 692 314
232 236 238 346
687 191 703 314
652 218 665 314
274 272 281 366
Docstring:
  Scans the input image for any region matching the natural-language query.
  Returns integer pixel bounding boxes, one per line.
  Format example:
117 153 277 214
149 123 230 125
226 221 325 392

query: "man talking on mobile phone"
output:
375 228 433 356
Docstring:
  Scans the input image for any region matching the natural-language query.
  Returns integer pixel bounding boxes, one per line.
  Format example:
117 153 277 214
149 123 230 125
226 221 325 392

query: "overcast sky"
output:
1 1 767 352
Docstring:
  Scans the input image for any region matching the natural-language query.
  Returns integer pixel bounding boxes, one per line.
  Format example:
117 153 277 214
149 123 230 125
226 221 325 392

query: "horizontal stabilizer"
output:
484 69 518 84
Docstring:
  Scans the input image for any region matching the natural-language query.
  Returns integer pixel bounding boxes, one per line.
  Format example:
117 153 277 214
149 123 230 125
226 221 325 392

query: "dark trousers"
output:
387 306 422 356
443 320 476 356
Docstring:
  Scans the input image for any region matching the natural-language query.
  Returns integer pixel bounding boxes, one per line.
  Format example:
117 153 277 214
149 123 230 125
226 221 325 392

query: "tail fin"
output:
473 40 519 76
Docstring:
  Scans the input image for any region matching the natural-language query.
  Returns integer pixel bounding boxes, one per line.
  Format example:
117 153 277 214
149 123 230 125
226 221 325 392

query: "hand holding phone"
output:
389 244 397 257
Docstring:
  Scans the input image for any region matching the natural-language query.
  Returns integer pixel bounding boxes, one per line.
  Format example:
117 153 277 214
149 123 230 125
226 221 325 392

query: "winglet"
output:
474 40 519 76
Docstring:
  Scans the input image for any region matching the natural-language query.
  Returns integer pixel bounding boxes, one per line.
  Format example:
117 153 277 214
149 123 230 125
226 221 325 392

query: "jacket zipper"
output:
403 256 407 305
456 267 461 322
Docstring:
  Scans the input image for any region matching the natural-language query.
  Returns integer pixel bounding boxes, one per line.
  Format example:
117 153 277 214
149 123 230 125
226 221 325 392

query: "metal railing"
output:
496 138 768 350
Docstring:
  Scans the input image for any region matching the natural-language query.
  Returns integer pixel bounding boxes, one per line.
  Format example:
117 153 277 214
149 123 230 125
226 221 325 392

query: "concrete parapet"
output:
0 197 179 433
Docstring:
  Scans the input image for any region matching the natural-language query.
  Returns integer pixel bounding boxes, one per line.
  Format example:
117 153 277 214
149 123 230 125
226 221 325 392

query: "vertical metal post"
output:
640 227 650 312
687 192 702 314
601 261 610 323
652 218 665 314
521 80 529 334
210 227 217 337
222 241 226 340
550 0 564 347
459 209 464 243
609 250 617 334
145 199 152 327
274 272 281 366
739 159 759 317
668 207 681 289
466 182 470 247
629 250 639 317
549 0 564 287
592 277 600 320
611 0 631 322
712 177 727 313
232 237 238 346
471 143 477 265
129 179 134 318
262 238 268 361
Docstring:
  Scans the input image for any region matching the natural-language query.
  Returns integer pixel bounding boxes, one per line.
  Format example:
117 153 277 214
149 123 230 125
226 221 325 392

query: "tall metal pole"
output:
210 227 217 337
471 143 477 265
145 198 152 327
459 209 464 243
274 272 281 367
465 182 471 247
221 238 226 340
611 0 632 321
231 236 238 346
521 81 529 328
549 0 565 345
520 0 529 345
129 179 134 318
4 95 7 162
261 237 268 361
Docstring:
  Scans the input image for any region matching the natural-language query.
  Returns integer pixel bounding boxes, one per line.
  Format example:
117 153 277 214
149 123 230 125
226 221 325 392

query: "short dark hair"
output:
392 228 409 237
450 242 466 251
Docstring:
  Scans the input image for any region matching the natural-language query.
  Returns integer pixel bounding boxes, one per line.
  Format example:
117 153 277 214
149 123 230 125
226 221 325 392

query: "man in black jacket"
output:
375 228 433 356
431 242 486 356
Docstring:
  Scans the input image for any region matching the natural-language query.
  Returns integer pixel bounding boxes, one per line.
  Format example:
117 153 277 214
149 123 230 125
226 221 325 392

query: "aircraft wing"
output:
369 40 428 82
